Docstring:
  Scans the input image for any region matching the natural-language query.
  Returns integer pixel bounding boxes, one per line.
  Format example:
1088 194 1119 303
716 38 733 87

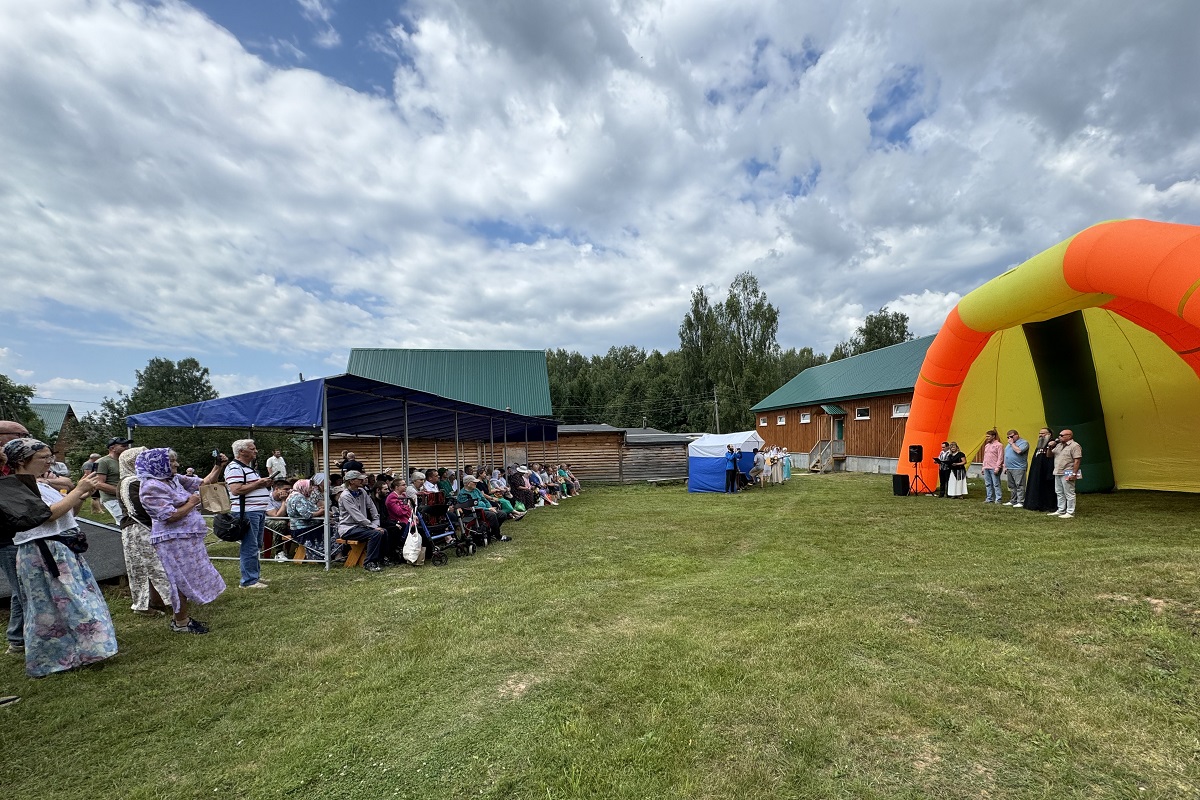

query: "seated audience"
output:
456 475 510 541
337 471 387 573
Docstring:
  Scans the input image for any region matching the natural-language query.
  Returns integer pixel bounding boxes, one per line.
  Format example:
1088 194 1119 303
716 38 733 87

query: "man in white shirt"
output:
265 449 288 480
224 439 272 589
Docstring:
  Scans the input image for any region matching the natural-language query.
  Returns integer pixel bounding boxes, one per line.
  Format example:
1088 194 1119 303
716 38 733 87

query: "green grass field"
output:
3 475 1199 799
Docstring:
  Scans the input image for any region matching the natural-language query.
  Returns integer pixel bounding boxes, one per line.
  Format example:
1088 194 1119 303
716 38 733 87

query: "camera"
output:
211 449 222 464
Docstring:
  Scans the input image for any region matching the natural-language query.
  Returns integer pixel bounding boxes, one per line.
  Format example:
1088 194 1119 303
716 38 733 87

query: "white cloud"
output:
36 377 130 399
2 0 1198 396
296 0 340 48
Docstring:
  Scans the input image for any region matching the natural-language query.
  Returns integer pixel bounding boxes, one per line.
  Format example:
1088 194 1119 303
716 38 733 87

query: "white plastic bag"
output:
402 525 424 565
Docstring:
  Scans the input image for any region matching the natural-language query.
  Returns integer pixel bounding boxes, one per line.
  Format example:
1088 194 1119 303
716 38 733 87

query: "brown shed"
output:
555 424 693 483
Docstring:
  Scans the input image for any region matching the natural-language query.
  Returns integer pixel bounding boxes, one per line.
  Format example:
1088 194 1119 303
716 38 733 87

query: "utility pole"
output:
713 386 720 434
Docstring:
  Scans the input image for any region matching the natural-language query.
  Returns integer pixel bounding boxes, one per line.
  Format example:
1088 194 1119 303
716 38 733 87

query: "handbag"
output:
200 482 232 514
212 489 249 542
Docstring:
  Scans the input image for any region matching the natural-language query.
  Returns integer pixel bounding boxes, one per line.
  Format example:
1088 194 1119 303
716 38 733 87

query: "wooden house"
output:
750 337 934 473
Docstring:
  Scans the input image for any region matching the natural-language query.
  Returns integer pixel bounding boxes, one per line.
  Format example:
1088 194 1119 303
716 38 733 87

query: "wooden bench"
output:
335 538 367 568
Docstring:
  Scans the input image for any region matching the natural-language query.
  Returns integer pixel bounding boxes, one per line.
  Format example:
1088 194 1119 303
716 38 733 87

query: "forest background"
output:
0 272 912 474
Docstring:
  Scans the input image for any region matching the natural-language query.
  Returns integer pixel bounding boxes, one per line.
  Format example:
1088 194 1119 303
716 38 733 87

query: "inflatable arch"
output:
899 219 1200 494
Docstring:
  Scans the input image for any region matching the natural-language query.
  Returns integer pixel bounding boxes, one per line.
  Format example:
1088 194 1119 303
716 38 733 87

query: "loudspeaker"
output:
908 444 923 463
892 474 910 496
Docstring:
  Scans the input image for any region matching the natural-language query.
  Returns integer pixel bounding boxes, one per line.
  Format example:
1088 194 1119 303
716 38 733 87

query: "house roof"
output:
751 336 936 412
557 423 692 445
31 403 72 438
346 349 553 417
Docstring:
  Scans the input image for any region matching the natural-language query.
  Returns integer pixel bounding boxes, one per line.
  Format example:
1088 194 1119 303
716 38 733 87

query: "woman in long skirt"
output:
946 442 969 498
137 448 228 634
4 438 117 677
117 446 172 614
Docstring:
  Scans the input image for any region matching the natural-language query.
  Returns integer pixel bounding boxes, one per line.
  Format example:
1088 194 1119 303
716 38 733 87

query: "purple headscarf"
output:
134 448 174 480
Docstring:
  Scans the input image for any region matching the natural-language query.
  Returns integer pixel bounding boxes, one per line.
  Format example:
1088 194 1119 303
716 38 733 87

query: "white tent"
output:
687 430 765 492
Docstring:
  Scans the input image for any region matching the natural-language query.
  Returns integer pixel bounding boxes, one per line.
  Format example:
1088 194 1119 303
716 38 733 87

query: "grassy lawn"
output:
4 475 1199 799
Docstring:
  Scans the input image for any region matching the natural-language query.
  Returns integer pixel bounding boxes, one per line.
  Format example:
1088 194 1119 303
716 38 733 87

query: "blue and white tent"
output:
687 431 765 493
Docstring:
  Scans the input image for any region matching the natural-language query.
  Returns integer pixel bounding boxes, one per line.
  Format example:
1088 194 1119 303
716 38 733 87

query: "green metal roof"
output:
820 404 846 415
31 403 72 438
752 336 935 412
347 349 553 417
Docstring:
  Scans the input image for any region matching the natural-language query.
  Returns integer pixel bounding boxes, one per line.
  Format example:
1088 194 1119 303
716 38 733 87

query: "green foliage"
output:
831 306 914 360
16 479 1200 799
551 272 818 433
0 373 47 440
66 358 312 475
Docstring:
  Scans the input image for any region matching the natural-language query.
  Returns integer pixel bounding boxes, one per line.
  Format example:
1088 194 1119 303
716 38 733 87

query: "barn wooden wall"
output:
310 433 688 484
754 392 914 459
312 438 547 474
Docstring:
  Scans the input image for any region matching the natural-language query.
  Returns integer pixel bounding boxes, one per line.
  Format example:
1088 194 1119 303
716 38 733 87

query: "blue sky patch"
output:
190 1 403 95
868 65 935 148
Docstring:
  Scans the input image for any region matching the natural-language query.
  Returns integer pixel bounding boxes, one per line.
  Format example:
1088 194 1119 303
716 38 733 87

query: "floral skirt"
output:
154 535 226 612
122 522 172 612
16 539 119 678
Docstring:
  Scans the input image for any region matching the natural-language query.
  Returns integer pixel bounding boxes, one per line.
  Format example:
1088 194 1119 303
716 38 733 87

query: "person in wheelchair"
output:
455 475 511 541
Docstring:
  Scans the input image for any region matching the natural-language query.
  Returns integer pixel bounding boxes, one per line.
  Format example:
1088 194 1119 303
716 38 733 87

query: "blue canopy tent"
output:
126 374 558 569
687 431 765 493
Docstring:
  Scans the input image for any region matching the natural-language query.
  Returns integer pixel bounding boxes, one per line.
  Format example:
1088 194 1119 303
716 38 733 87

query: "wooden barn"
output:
315 425 692 484
555 424 693 483
750 336 934 474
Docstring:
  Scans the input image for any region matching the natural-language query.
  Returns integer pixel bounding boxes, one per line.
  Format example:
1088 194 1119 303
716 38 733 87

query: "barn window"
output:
776 415 786 425
855 407 870 420
759 417 768 427
800 412 811 424
892 403 911 418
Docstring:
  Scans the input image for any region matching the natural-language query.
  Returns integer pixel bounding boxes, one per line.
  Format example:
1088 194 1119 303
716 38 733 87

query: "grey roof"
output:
31 403 73 438
752 336 935 412
558 424 691 445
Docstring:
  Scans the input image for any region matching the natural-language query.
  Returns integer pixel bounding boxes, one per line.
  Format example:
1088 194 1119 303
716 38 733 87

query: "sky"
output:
3 0 1199 415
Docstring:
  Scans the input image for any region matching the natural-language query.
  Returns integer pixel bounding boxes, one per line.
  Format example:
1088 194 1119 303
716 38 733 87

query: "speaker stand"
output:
909 461 933 495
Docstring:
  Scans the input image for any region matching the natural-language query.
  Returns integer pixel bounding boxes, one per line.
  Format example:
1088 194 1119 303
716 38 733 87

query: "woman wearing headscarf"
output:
117 446 172 615
137 448 227 634
4 437 116 677
285 478 325 560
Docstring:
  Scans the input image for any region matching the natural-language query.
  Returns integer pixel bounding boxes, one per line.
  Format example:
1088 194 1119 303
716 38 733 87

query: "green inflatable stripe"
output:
1021 312 1114 493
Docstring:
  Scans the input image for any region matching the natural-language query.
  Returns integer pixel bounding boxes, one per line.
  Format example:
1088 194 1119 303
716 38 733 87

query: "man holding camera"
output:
1002 429 1029 507
224 439 272 589
1046 429 1082 519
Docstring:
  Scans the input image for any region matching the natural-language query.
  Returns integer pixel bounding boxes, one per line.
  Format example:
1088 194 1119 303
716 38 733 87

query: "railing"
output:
808 439 846 473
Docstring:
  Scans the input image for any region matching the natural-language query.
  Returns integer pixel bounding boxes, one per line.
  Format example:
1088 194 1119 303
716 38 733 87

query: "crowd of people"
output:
931 427 1084 518
722 444 792 492
0 426 581 686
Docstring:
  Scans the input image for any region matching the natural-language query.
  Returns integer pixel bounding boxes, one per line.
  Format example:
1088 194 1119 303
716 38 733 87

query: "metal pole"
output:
378 435 383 473
524 425 529 465
503 425 508 470
454 412 461 487
714 386 720 434
402 401 409 476
489 419 494 471
322 384 331 572
542 426 547 462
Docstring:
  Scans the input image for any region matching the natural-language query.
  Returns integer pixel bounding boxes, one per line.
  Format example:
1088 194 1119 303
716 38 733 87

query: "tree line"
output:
548 272 913 433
